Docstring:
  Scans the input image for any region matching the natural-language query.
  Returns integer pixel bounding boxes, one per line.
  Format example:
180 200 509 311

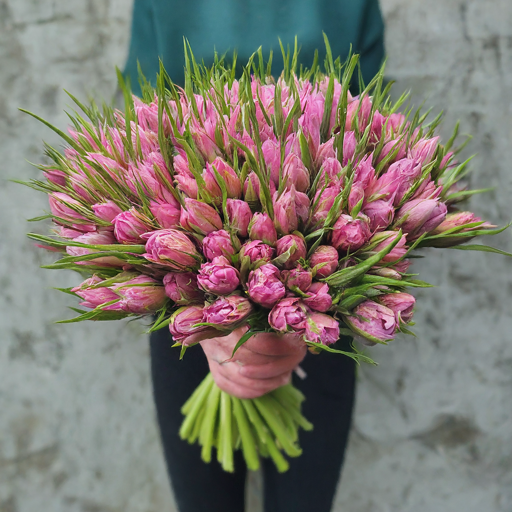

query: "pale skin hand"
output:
184 327 307 399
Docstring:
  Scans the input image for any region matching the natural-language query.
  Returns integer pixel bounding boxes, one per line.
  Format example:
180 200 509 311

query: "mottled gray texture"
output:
0 1 511 511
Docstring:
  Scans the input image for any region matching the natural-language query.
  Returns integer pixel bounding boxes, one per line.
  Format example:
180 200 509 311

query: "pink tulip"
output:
248 212 278 246
309 246 339 278
150 201 181 229
282 265 313 292
247 264 286 308
352 154 376 189
205 157 242 199
348 182 365 214
197 256 240 295
276 234 307 269
202 230 237 261
331 214 371 252
378 293 415 325
244 173 276 202
314 139 336 168
163 272 204 305
345 95 372 132
303 282 332 312
226 199 252 237
269 297 309 333
370 231 408 263
317 157 343 185
203 294 253 326
113 209 151 244
408 136 439 166
49 193 96 232
239 240 275 263
143 229 202 270
362 200 395 232
72 275 121 310
376 139 407 165
66 230 124 266
305 312 339 345
431 211 486 234
273 186 310 235
395 198 447 238
282 153 310 192
92 201 123 223
169 305 207 342
308 184 341 230
175 172 198 198
111 275 168 314
346 300 396 345
180 198 223 235
262 139 282 186
342 131 357 166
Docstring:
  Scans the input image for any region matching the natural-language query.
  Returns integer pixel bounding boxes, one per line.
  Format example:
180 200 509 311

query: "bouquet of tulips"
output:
22 39 510 473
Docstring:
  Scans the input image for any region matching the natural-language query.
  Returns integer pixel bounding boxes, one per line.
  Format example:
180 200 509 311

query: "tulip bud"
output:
305 312 339 345
308 184 341 230
163 272 204 305
111 275 168 314
206 157 242 199
247 264 286 308
150 201 181 229
226 199 252 237
143 229 202 270
395 198 447 238
66 229 124 266
378 293 415 325
309 246 339 278
345 300 396 345
376 139 406 165
348 182 365 214
317 157 343 185
262 139 282 186
239 240 275 263
408 136 439 166
370 231 408 263
273 186 310 235
197 256 240 295
180 198 223 235
345 95 372 132
49 192 96 232
314 139 336 168
202 230 237 261
203 294 253 326
430 211 485 235
331 214 371 252
169 305 207 342
282 152 310 192
342 131 357 166
276 234 307 269
362 200 395 232
303 282 332 312
175 173 199 198
269 297 308 334
113 209 151 244
72 275 121 310
92 201 123 223
248 212 278 246
282 265 313 292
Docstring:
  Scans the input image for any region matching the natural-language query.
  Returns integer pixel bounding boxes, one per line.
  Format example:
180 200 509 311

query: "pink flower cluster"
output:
36 67 494 349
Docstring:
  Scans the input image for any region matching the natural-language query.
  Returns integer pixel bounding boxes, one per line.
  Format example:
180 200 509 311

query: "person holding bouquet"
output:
124 1 384 511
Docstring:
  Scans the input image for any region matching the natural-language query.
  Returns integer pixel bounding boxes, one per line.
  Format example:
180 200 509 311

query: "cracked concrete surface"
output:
1 1 511 511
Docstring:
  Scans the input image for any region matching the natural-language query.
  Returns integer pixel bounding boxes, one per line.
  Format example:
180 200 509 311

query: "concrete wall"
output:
1 1 511 511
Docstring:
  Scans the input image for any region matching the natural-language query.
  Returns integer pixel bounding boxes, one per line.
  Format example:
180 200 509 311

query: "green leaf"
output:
446 244 512 257
305 341 377 365
230 330 258 358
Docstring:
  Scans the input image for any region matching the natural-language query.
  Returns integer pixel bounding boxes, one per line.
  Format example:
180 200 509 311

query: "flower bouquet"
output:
21 39 511 473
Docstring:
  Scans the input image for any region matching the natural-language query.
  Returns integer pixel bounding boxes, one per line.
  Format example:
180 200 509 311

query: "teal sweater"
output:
124 0 384 95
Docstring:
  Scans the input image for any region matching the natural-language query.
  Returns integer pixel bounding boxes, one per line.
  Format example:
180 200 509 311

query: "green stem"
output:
232 398 260 471
253 395 302 458
267 392 314 432
220 392 234 472
181 372 213 415
242 399 289 473
200 384 222 463
179 374 214 440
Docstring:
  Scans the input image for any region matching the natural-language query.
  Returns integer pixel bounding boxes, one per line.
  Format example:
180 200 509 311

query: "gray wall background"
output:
1 1 511 511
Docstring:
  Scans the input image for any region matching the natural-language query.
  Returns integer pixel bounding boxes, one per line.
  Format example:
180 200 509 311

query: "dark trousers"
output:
149 329 356 512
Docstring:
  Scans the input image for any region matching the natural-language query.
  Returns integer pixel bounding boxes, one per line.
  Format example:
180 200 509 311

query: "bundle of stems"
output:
179 373 313 472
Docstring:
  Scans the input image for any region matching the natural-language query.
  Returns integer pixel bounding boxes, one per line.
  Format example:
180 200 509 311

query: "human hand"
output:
194 327 307 399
